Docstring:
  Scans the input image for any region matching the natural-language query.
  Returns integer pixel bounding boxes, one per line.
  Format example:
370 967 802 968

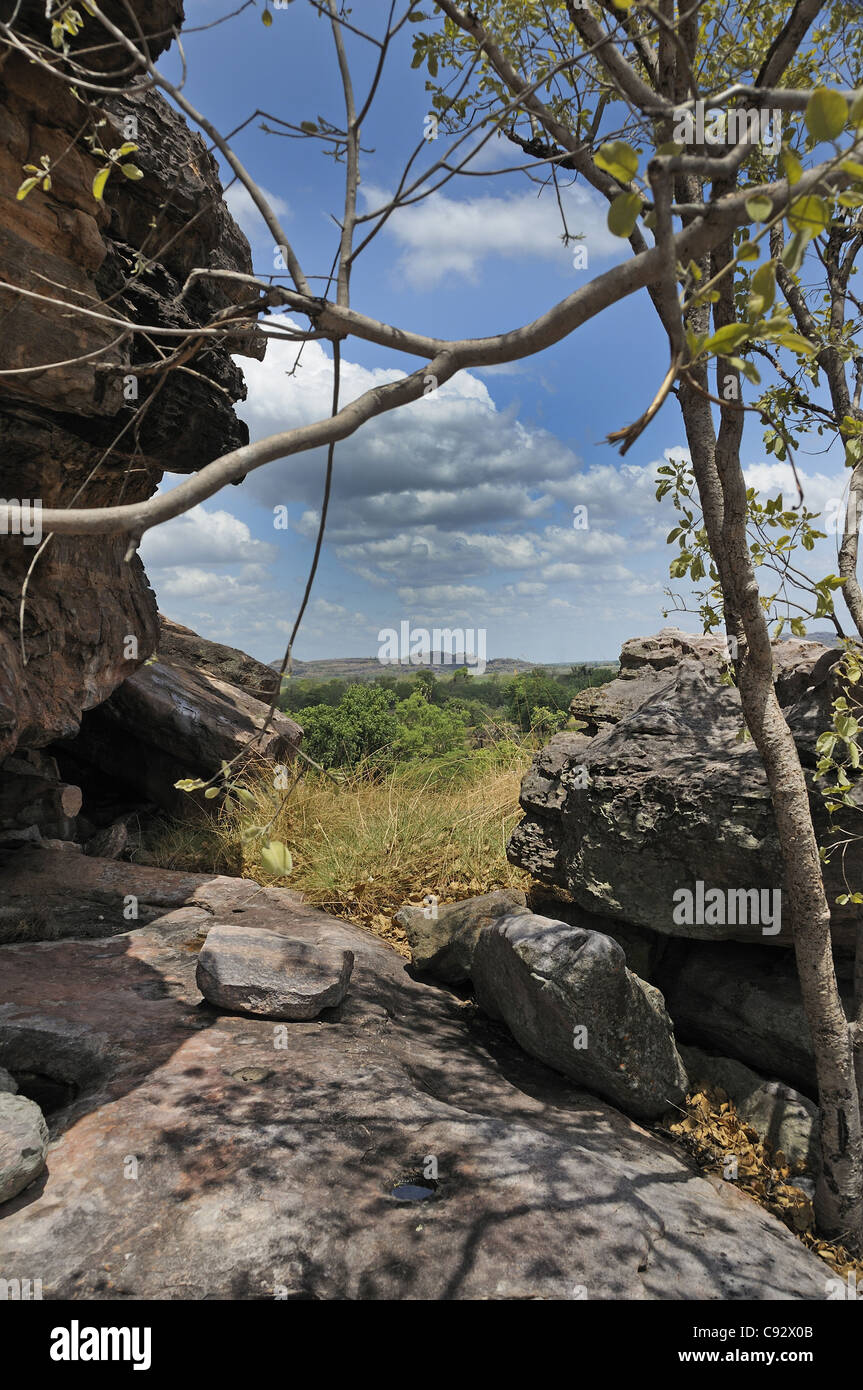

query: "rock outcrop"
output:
0 1 262 763
0 849 832 1297
158 615 280 703
509 627 856 946
60 649 301 809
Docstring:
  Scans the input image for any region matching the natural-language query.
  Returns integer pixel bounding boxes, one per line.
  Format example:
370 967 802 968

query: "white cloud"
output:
141 503 278 569
360 183 619 287
223 182 291 243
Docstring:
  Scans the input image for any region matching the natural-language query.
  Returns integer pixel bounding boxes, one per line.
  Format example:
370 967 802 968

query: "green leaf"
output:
749 260 776 314
16 176 39 200
851 92 863 127
737 240 759 261
788 194 829 239
781 229 807 272
805 88 848 142
595 139 639 184
235 788 257 808
745 195 773 222
607 192 642 238
262 8 273 26
704 323 751 355
92 165 111 202
204 786 220 799
780 146 803 185
260 840 293 877
120 163 143 180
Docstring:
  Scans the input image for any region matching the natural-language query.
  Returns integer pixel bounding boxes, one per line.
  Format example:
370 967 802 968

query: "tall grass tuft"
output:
144 741 534 954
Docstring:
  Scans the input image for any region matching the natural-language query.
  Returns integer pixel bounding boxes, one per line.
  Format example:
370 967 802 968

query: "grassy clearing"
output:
144 741 534 954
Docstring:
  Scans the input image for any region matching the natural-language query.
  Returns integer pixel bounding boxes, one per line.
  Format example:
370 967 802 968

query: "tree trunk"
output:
677 360 863 1248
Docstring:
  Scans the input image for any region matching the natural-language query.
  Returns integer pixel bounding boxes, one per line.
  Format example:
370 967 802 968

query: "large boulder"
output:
472 911 688 1122
395 889 528 982
196 922 354 1020
0 1092 48 1205
509 628 857 946
0 850 832 1299
158 616 279 704
58 655 301 809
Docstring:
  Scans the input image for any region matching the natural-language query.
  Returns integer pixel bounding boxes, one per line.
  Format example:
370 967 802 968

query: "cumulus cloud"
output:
223 183 291 243
360 183 619 288
141 503 278 569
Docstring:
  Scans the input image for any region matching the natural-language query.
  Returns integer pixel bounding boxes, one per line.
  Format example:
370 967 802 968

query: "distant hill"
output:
268 656 619 681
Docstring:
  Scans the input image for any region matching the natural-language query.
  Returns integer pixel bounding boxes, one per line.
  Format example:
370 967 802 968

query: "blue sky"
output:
139 1 852 663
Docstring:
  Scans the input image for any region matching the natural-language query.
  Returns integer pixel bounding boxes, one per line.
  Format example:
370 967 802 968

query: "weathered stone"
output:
0 1066 18 1094
472 912 688 1122
0 844 301 944
62 657 302 809
0 1091 48 1204
196 922 354 1020
396 889 528 982
158 615 279 703
510 628 860 946
0 5 263 763
680 1045 819 1170
568 628 728 733
0 851 832 1299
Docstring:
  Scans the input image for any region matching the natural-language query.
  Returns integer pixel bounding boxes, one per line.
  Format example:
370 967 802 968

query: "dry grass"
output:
145 743 534 954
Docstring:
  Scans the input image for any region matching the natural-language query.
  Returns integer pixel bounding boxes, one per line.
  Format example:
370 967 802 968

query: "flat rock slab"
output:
196 922 354 1020
0 1092 48 1204
0 850 835 1300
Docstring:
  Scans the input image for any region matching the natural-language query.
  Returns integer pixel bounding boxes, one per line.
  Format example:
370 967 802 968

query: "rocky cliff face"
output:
0 1 262 761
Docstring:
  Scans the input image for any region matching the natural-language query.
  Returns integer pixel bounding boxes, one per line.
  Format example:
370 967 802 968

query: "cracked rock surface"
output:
0 849 832 1299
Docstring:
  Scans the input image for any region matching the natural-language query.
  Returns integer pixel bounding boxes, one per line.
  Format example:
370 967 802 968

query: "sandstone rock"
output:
0 6 263 763
680 1045 819 1170
510 628 859 946
158 616 279 703
472 912 688 1122
0 1091 48 1205
568 627 728 733
196 922 354 1020
62 658 302 809
395 889 528 982
0 851 832 1298
84 820 129 860
0 844 301 944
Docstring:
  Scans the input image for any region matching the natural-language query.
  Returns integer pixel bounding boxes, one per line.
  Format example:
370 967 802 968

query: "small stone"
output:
0 1093 49 1205
0 1067 18 1094
196 922 354 1021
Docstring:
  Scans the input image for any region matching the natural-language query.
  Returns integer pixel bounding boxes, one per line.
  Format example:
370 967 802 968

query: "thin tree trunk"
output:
677 359 863 1248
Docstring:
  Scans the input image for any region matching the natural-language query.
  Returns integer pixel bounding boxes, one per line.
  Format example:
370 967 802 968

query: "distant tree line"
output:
278 666 614 769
